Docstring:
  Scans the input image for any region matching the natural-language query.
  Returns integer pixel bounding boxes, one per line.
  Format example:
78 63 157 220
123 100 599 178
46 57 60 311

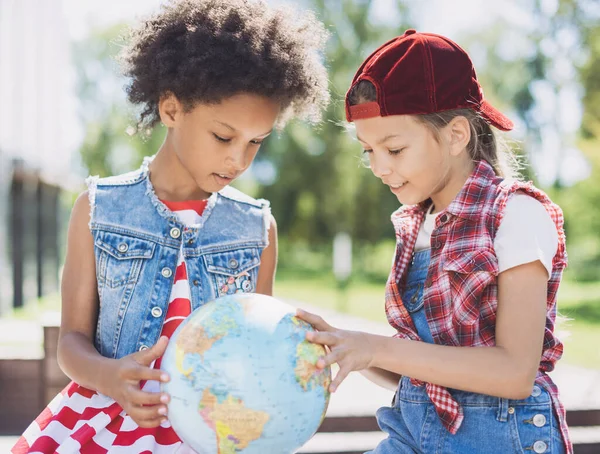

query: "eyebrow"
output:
356 133 402 145
214 120 272 138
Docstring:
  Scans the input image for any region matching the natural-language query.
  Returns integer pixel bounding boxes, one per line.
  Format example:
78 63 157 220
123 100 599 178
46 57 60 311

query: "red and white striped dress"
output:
13 200 207 454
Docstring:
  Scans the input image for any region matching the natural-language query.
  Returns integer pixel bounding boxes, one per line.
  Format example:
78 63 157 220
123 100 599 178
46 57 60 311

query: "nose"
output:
369 154 392 179
226 148 248 172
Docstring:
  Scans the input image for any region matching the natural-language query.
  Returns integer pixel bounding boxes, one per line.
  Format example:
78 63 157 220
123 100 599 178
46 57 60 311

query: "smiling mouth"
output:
389 182 406 189
213 173 237 186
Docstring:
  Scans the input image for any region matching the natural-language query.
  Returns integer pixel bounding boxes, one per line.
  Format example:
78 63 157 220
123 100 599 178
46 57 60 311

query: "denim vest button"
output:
533 440 547 453
118 243 128 253
151 307 163 318
193 279 200 286
161 267 173 278
507 407 515 415
139 345 149 351
533 414 546 427
170 227 181 239
229 258 239 269
531 385 542 397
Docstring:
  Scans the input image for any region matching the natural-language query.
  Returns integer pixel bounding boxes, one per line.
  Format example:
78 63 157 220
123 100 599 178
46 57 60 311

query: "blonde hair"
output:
347 80 520 179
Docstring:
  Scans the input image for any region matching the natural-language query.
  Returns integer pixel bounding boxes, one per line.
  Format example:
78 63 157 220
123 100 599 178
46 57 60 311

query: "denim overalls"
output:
368 249 565 454
86 158 270 359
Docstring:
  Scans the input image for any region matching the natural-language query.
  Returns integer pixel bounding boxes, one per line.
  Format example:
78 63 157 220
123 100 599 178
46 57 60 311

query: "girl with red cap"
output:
299 30 571 453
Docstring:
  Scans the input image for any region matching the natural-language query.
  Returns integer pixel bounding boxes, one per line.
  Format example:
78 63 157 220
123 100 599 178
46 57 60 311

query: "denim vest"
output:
86 158 270 359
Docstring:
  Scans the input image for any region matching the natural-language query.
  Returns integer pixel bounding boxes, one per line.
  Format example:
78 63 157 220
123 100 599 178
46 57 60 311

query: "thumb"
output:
136 336 169 366
296 309 333 332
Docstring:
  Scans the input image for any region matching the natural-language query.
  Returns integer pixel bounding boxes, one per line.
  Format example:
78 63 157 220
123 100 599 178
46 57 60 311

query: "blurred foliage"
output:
73 0 600 283
551 0 600 281
255 1 412 249
73 23 164 177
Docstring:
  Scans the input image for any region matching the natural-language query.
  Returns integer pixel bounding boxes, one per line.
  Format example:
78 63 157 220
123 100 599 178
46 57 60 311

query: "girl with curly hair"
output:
13 1 329 452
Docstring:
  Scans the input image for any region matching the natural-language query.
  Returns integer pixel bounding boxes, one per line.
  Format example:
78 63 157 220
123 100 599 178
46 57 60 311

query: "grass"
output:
10 294 62 321
7 273 600 368
553 280 600 368
274 271 387 323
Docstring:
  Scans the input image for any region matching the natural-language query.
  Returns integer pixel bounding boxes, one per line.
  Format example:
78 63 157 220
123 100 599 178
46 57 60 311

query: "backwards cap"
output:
345 29 513 131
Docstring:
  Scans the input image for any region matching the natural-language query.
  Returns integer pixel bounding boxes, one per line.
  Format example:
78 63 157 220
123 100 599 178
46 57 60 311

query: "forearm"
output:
370 335 536 399
360 367 402 391
57 331 117 395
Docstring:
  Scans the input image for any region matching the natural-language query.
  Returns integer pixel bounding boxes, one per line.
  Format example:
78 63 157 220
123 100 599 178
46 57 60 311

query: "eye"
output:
389 148 405 155
213 133 232 143
250 139 264 145
362 149 373 154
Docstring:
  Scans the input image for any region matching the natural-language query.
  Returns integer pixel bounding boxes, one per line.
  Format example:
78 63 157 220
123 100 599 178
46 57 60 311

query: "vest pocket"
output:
95 231 156 289
203 248 261 297
442 249 498 324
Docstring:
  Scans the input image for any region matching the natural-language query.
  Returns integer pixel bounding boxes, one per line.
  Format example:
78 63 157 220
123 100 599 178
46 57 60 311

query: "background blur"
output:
1 0 599 380
1 0 600 450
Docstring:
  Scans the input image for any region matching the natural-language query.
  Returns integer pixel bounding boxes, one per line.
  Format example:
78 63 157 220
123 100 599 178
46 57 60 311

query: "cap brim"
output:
479 100 514 131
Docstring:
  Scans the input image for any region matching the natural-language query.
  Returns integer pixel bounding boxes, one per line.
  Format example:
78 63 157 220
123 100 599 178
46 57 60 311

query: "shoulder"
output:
87 168 146 188
68 191 94 233
491 179 564 228
495 190 560 249
72 191 91 217
218 185 270 209
501 193 556 230
495 179 557 208
495 193 560 276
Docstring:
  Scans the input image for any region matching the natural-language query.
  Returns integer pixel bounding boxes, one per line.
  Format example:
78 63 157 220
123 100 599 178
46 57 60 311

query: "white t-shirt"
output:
414 194 558 278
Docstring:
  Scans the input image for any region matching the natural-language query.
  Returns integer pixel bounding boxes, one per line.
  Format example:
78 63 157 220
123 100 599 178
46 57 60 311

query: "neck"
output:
148 134 211 201
430 158 474 213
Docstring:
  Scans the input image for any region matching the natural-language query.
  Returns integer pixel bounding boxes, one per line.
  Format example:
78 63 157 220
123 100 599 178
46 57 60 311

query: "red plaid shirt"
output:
386 160 571 452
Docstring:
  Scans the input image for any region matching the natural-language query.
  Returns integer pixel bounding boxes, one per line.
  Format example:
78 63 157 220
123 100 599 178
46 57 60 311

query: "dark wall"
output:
0 156 63 315
0 151 12 315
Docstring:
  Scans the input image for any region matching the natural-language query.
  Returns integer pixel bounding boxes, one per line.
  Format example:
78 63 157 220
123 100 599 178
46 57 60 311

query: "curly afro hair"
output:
119 0 330 130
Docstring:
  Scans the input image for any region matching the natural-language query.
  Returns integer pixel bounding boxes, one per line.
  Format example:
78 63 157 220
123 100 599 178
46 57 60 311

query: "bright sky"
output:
61 0 164 40
61 0 497 41
57 0 589 186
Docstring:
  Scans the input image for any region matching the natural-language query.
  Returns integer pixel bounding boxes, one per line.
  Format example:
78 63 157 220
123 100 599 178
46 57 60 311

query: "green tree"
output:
257 1 413 248
73 23 164 178
557 0 600 281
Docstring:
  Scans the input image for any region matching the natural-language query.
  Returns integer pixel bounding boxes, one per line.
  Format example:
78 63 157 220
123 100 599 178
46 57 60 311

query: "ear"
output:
158 92 182 128
446 116 471 156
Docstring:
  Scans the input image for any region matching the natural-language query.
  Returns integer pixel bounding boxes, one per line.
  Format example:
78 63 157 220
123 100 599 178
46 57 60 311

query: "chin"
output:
193 177 217 197
395 194 420 206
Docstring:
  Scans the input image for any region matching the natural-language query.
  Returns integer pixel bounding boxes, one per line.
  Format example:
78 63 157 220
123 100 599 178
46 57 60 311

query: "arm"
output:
360 367 402 391
370 260 547 398
255 214 278 296
300 260 548 398
57 191 116 392
57 192 169 427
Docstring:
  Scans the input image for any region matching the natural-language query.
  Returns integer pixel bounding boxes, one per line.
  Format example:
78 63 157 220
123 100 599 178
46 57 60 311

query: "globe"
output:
160 293 332 454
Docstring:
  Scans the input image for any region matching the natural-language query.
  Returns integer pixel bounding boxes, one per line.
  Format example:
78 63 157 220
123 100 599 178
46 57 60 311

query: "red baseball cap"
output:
345 29 514 131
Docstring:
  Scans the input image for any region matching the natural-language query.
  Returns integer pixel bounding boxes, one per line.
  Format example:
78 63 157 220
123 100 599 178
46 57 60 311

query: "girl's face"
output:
161 93 280 196
354 114 471 210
